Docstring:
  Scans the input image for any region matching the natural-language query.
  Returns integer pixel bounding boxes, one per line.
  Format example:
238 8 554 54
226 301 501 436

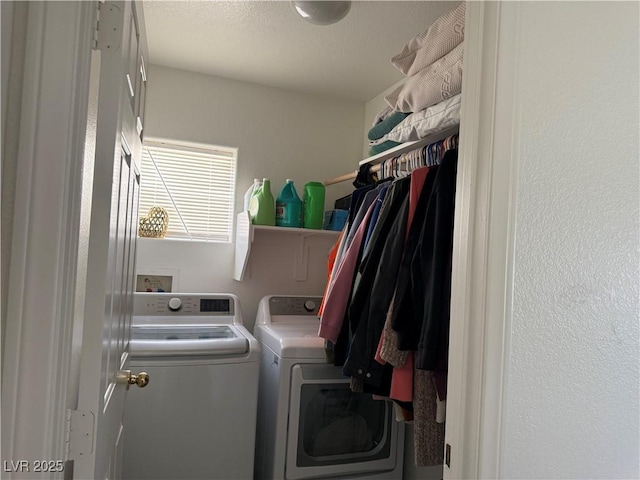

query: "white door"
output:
74 2 147 478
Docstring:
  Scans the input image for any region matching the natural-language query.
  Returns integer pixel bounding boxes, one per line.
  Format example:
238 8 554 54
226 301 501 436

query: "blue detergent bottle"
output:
276 179 303 228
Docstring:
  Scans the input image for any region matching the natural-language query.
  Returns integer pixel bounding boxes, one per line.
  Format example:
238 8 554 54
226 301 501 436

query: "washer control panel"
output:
268 296 322 316
134 293 235 316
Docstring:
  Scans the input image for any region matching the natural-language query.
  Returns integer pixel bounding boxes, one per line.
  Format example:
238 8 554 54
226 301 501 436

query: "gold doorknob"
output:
117 370 150 390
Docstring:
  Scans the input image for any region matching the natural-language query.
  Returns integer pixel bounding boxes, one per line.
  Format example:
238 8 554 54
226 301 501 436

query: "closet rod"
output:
323 171 357 186
324 154 438 186
324 165 381 186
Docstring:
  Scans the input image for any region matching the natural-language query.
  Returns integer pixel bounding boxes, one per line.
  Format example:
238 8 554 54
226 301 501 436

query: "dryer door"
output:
285 364 401 480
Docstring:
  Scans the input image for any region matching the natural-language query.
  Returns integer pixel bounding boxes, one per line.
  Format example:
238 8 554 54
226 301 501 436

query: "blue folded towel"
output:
367 112 410 141
368 140 402 157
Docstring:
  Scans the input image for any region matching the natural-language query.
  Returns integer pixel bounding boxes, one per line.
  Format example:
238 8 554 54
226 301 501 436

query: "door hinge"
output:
92 1 108 50
91 2 100 50
65 409 95 461
96 1 122 52
445 443 452 468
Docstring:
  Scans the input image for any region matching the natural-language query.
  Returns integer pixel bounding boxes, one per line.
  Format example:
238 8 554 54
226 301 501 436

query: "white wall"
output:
500 2 639 478
136 65 363 330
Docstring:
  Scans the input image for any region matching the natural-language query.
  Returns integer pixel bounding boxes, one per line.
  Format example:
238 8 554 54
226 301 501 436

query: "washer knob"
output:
303 300 316 312
167 297 182 312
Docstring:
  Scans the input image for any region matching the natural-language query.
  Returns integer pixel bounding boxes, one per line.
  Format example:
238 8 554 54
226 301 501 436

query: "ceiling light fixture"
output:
291 1 351 26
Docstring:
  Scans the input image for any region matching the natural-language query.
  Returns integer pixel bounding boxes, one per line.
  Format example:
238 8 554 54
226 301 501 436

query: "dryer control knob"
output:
303 300 316 312
168 297 182 312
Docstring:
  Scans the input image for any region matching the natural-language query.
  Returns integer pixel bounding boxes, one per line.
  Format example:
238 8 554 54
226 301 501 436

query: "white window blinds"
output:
139 140 237 242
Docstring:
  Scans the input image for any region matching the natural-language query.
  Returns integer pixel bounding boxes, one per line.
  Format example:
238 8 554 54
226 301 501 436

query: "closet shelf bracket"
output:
233 211 339 281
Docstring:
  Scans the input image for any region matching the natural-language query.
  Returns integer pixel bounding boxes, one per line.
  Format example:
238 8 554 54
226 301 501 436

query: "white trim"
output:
143 136 239 157
1 1 94 475
479 4 522 478
445 2 520 478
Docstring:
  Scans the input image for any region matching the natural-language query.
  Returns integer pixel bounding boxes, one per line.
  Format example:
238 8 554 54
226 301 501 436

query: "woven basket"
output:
139 206 169 238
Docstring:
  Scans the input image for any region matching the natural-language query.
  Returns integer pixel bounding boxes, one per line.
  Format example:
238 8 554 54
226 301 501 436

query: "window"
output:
139 139 237 242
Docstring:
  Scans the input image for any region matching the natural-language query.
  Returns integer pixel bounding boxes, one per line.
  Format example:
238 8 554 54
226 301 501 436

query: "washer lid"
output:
130 325 249 357
254 324 326 359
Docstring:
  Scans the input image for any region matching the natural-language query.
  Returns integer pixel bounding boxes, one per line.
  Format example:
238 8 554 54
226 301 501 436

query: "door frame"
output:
2 1 516 478
2 1 95 473
445 2 519 478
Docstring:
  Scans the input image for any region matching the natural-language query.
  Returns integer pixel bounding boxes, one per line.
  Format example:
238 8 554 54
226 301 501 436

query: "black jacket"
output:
407 150 458 377
391 166 440 350
344 170 438 393
331 179 408 367
343 190 409 391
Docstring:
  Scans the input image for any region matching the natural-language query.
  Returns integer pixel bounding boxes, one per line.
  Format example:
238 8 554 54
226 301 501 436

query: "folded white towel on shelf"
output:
369 94 461 146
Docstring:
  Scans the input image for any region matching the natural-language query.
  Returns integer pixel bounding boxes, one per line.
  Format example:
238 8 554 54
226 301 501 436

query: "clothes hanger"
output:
401 153 410 177
427 142 434 167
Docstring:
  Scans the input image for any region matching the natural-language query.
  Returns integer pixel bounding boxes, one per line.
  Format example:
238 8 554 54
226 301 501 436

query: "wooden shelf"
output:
233 211 339 281
359 125 460 167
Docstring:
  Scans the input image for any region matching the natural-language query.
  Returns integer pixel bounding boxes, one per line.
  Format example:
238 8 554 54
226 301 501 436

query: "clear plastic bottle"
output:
276 179 303 228
249 178 275 226
243 178 262 212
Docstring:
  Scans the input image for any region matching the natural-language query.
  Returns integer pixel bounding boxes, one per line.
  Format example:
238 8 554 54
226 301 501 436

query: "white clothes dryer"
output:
122 293 260 480
253 295 404 480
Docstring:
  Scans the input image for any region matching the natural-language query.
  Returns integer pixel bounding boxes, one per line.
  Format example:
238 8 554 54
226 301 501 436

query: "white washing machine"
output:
122 293 260 480
253 295 404 480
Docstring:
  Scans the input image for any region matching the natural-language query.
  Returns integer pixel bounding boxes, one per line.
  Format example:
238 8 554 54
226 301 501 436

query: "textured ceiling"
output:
141 1 460 103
